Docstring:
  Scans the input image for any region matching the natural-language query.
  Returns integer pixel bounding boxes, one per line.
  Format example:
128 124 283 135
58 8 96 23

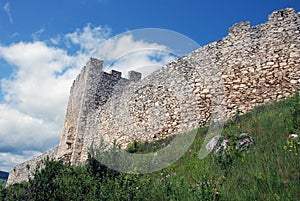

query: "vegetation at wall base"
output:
1 94 299 201
0 179 6 189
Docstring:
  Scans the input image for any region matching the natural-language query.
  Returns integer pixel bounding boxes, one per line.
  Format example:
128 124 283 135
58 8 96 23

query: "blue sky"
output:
0 0 299 171
1 0 299 46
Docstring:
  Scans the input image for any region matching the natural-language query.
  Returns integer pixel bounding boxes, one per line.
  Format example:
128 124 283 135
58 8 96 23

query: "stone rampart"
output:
83 8 300 156
57 58 142 164
6 147 58 186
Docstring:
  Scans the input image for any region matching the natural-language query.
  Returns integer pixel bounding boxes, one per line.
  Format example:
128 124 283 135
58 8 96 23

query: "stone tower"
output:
56 57 142 164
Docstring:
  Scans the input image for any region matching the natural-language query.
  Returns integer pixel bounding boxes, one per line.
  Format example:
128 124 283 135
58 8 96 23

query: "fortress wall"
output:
70 59 106 164
80 71 141 162
78 72 127 163
6 147 58 186
219 8 300 116
56 60 91 161
56 65 88 161
57 58 104 164
89 8 300 149
57 57 142 164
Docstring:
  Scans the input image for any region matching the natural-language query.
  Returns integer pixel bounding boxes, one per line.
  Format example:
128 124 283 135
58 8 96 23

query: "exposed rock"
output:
215 139 229 153
236 133 254 152
206 136 221 152
289 134 299 139
213 133 254 154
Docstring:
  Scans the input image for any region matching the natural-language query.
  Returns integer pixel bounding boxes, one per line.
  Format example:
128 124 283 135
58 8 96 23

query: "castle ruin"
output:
7 8 300 185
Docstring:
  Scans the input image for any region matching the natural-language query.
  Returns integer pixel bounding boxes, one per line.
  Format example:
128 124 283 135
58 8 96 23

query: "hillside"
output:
1 94 299 201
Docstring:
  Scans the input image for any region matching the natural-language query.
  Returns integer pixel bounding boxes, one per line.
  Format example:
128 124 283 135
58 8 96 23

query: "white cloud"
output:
31 28 45 41
0 151 42 172
65 24 111 53
104 49 175 78
95 34 166 61
0 24 176 171
3 2 13 24
50 37 61 45
93 34 175 77
0 104 58 150
0 41 79 123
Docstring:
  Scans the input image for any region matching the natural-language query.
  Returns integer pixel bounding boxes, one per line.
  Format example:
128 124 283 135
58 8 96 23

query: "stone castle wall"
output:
6 147 58 186
82 8 300 159
57 58 142 164
56 58 104 165
7 8 300 185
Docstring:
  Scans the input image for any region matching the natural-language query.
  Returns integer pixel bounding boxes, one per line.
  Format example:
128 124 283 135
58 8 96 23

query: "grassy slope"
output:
126 94 300 200
1 94 299 201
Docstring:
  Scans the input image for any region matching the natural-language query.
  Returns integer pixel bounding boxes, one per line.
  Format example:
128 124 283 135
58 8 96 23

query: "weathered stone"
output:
206 136 221 152
202 88 210 94
236 133 254 151
290 52 300 58
290 80 298 84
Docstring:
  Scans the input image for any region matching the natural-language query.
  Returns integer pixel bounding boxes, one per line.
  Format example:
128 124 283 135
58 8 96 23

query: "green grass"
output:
1 94 299 201
0 180 5 189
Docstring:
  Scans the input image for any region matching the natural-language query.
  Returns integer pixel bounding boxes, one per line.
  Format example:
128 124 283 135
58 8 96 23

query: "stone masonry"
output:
6 147 58 186
7 8 300 185
56 58 141 165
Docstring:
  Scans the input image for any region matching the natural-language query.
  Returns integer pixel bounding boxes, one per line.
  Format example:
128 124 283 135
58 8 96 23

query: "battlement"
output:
101 69 142 82
128 70 142 82
109 69 122 79
268 7 298 21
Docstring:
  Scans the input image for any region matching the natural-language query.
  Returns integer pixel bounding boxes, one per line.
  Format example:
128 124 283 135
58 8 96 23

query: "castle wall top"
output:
268 7 298 21
110 70 122 79
128 70 142 82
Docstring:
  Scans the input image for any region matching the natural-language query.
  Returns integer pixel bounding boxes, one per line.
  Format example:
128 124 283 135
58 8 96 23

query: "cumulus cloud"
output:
95 34 166 60
65 24 111 53
0 151 42 172
0 41 81 170
0 104 58 152
102 48 175 78
0 24 176 171
93 34 176 77
0 37 87 171
0 42 78 122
